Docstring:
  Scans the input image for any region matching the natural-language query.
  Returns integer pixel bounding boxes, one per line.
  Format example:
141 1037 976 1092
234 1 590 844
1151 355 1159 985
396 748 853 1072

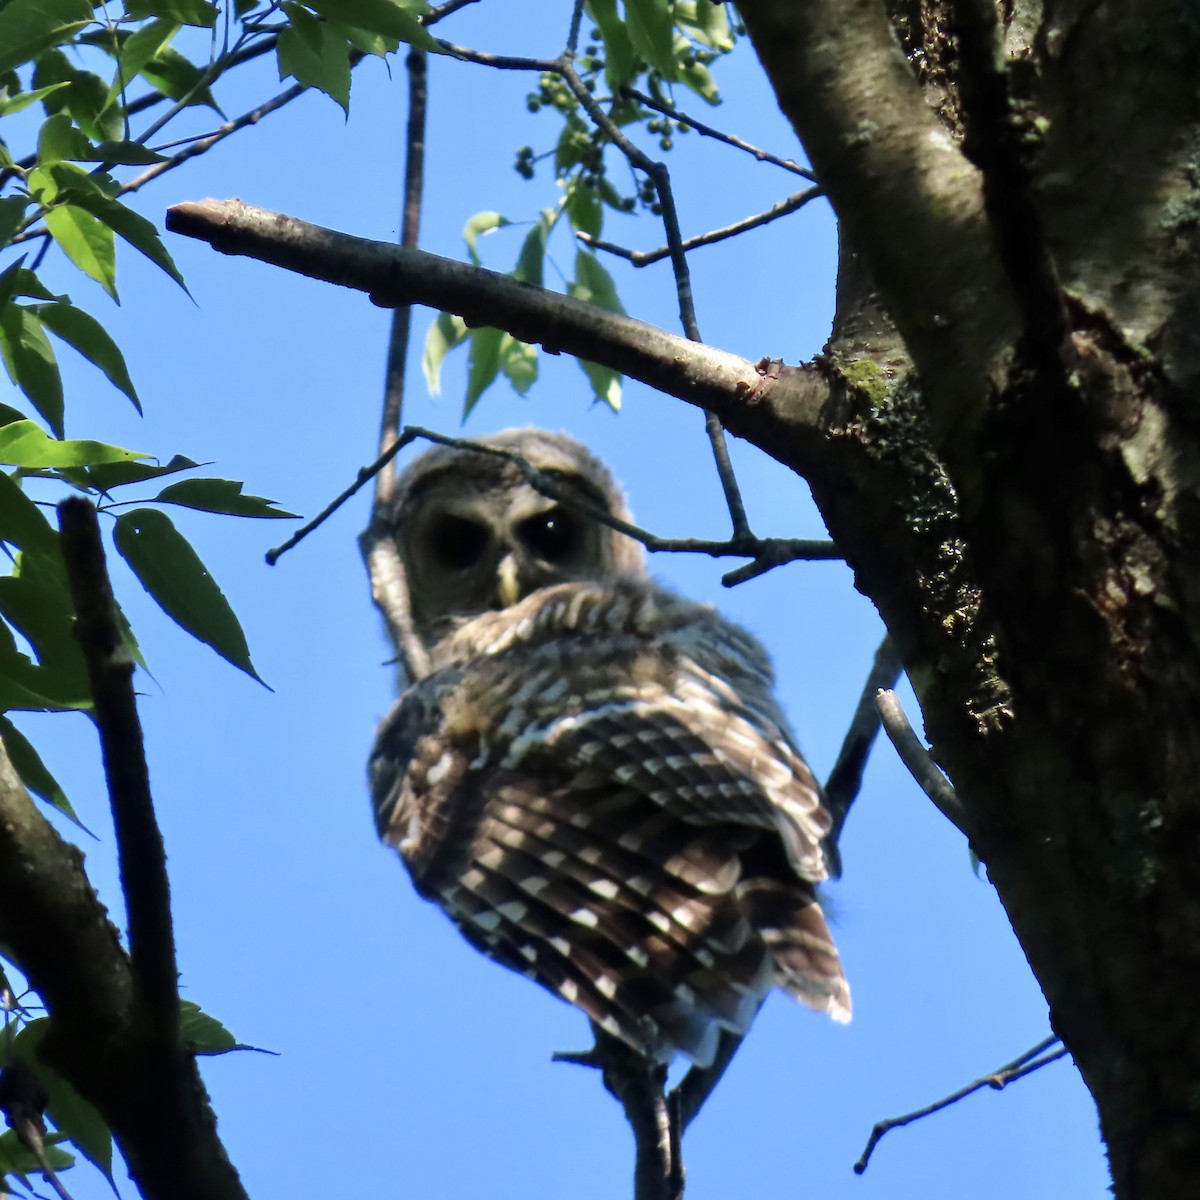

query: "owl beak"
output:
495 555 521 608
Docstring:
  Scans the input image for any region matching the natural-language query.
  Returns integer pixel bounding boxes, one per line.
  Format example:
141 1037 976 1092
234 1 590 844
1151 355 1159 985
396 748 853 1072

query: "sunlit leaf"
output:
462 211 510 265
0 0 93 77
106 17 180 108
463 325 504 418
64 453 201 493
625 0 676 79
0 307 64 435
113 508 262 682
278 3 351 114
499 335 537 396
422 311 467 396
304 0 440 52
35 111 92 162
586 0 635 88
513 209 554 287
33 302 140 412
577 358 622 410
564 176 602 238
0 81 70 116
154 478 298 519
126 0 218 28
0 420 146 468
0 716 83 825
569 249 626 314
44 203 118 299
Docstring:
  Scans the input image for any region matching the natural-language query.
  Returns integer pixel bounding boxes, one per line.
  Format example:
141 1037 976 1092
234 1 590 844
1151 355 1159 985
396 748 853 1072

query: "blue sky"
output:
11 4 1108 1197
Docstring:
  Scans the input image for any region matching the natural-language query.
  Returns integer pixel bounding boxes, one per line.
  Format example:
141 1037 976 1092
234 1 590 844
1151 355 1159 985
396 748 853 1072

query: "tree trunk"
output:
732 1 1200 1195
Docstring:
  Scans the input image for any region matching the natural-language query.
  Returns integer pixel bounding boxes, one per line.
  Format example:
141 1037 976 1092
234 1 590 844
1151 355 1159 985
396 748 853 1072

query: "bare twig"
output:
122 80 310 197
361 46 432 684
269 425 841 578
580 186 822 266
824 635 904 857
875 689 970 836
671 1027 745 1132
854 1036 1068 1173
620 87 817 180
421 0 482 24
57 499 177 1027
165 200 834 461
555 1028 681 1200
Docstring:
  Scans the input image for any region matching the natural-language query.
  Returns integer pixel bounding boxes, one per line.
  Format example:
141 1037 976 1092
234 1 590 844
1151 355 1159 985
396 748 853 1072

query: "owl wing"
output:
370 582 848 1063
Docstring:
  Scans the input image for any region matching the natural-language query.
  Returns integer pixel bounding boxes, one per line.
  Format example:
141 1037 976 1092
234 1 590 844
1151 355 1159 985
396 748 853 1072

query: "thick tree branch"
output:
165 200 832 462
736 0 1021 446
58 499 178 1030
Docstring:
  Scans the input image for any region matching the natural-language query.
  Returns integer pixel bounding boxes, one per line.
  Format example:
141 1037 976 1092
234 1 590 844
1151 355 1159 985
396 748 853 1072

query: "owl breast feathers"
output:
370 542 850 1065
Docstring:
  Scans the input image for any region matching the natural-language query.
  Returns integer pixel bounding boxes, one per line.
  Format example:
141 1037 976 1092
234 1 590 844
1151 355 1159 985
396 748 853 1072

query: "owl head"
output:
388 429 645 653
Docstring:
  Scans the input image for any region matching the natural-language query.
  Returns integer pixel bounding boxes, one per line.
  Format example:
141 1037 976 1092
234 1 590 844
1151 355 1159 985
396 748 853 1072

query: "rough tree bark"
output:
168 2 1200 1196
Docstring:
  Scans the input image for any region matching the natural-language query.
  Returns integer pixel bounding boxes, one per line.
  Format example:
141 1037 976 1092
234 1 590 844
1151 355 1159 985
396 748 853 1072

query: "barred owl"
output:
369 429 849 1066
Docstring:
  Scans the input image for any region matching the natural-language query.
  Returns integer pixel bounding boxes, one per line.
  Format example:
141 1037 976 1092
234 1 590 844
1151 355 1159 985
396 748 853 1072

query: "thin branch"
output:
555 1028 681 1200
361 45 431 684
580 186 823 266
269 425 841 578
875 689 970 837
619 87 817 180
854 1036 1068 1173
671 1027 745 1132
824 635 904 857
420 0 482 23
121 79 310 198
57 499 177 1026
165 200 834 460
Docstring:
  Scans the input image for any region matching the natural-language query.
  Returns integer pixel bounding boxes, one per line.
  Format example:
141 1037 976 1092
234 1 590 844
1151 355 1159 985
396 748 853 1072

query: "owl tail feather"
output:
740 877 852 1024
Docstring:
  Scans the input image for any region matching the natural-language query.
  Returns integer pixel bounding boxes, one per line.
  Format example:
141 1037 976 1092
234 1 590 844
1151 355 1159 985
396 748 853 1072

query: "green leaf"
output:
625 0 676 78
43 203 118 299
179 1001 237 1054
325 17 398 57
44 166 187 292
676 0 733 51
0 716 83 825
462 211 510 265
113 508 262 682
137 46 219 111
36 111 93 163
499 335 537 396
0 307 64 436
154 478 298 519
679 56 719 105
0 264 63 307
278 4 351 114
10 1021 111 1178
126 0 218 28
32 301 140 412
569 249 626 314
577 357 622 411
463 325 504 418
586 0 635 88
0 197 30 251
0 1127 74 1178
304 0 440 52
0 0 93 77
69 69 123 142
564 176 602 238
107 18 180 108
65 453 201 493
0 471 57 551
0 420 146 468
422 310 467 396
513 209 554 287
0 81 70 116
0 548 86 683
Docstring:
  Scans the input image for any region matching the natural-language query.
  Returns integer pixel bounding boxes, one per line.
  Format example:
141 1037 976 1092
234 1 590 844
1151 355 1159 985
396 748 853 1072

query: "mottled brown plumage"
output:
369 430 849 1065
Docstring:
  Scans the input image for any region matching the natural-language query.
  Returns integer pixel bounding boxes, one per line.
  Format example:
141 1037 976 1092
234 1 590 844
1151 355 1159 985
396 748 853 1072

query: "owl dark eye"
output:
518 508 579 562
427 513 489 571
